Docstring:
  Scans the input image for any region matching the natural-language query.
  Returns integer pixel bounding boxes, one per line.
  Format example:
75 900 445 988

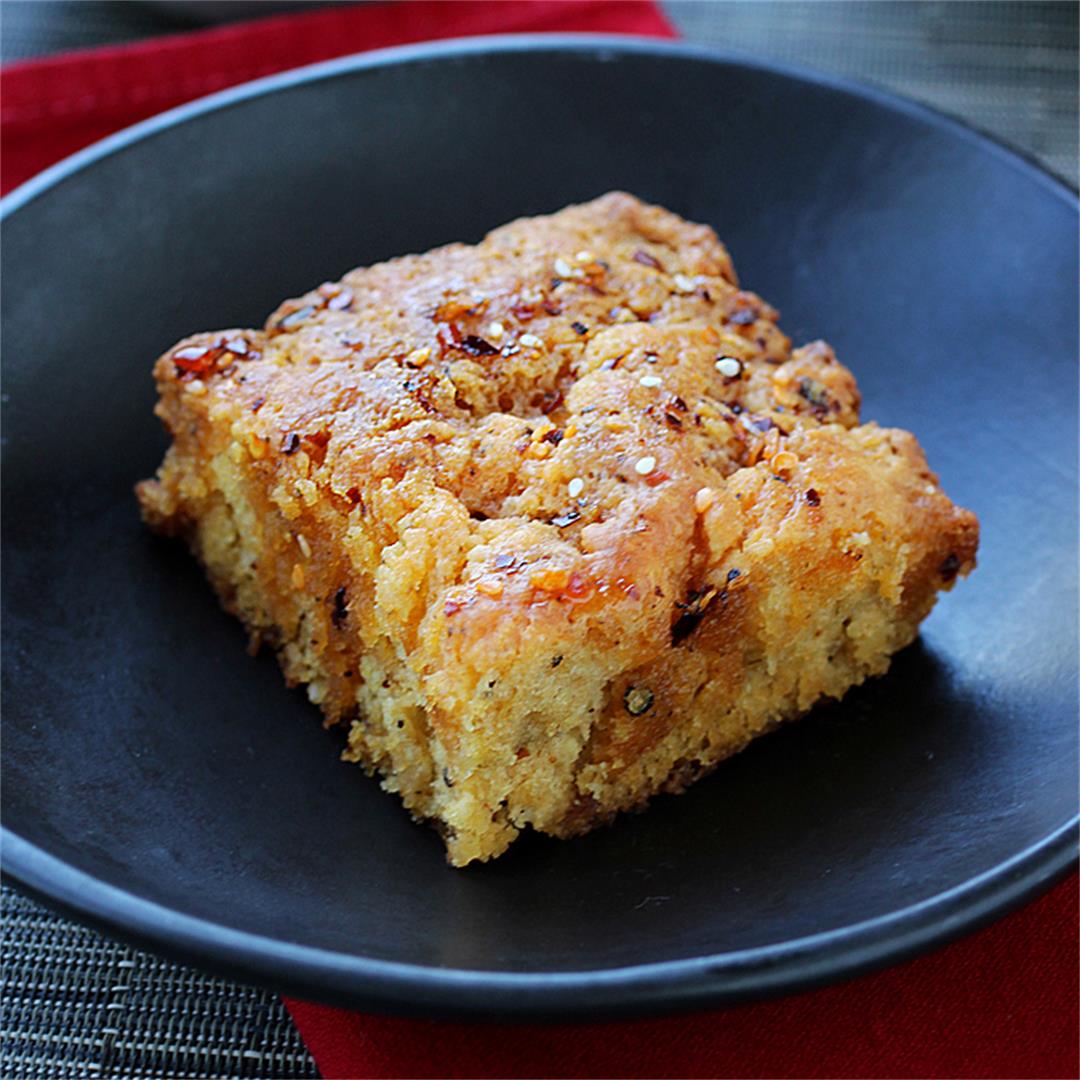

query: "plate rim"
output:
2 33 1077 1018
5 826 1077 1019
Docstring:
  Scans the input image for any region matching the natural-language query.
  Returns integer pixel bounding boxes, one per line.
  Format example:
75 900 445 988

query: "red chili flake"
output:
571 321 588 336
511 302 535 321
542 299 561 316
664 411 683 430
344 486 363 506
444 597 465 616
305 430 331 449
331 587 348 628
671 395 689 412
277 305 317 331
805 488 821 507
729 308 756 326
436 322 462 353
632 250 663 270
644 470 670 488
459 334 498 356
565 571 595 602
172 344 218 379
551 510 580 528
939 553 961 582
516 746 531 759
541 428 564 446
550 656 563 668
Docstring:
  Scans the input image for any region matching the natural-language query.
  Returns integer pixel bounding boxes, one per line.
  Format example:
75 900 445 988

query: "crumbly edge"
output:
138 420 977 866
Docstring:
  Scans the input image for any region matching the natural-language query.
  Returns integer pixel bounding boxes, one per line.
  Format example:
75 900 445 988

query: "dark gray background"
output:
1 2 1077 1077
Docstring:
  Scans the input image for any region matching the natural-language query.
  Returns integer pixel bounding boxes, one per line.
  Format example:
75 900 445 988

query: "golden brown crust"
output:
137 192 978 865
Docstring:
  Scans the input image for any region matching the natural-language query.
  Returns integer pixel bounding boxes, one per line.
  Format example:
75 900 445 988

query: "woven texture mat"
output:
1 887 318 1079
2 3 1076 1078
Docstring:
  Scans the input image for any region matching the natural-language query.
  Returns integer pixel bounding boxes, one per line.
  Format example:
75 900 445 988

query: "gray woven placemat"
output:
664 0 1078 185
1 886 319 1079
2 3 1077 1078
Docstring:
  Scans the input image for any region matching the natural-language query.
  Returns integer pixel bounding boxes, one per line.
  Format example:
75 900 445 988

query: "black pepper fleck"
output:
460 335 498 356
939 553 961 582
331 587 348 628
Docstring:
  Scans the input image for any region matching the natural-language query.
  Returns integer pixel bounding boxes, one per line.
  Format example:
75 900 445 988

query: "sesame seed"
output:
487 321 504 340
518 333 543 348
715 356 742 377
634 455 657 476
568 477 585 498
624 686 654 716
186 379 207 396
296 534 312 558
673 273 697 294
575 250 594 263
694 487 715 513
639 374 663 388
554 257 573 278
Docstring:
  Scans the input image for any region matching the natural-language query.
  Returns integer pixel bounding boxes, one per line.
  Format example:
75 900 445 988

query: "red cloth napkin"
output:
0 0 675 194
288 878 1079 1079
3 3 1076 1077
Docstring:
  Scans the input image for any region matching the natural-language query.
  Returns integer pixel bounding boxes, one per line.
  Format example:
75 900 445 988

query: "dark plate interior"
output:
2 37 1077 1018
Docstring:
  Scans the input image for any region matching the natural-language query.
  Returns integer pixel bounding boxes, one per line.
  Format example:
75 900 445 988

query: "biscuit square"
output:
138 193 978 864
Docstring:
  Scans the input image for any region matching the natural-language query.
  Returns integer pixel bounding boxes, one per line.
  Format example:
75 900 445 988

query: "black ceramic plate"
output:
2 37 1077 1019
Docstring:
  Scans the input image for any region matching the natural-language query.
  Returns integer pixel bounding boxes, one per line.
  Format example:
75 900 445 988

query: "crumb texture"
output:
137 192 978 865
